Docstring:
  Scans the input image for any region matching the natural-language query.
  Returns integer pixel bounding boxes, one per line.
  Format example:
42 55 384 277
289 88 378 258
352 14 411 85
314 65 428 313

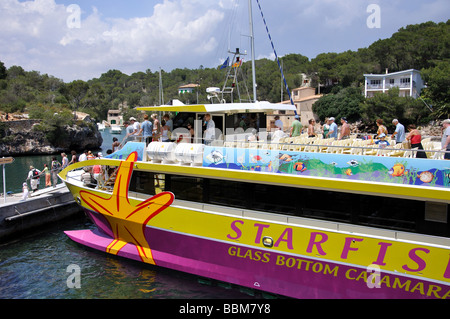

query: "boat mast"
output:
159 67 164 105
248 0 257 102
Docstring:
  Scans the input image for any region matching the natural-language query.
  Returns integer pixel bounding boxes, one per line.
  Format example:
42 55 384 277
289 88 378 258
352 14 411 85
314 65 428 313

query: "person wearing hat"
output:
326 117 338 139
290 114 302 137
339 117 350 140
441 119 450 160
27 165 41 192
375 133 390 149
129 117 141 141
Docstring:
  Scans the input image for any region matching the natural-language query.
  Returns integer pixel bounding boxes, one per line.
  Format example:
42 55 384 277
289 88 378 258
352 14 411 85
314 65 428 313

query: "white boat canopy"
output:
136 101 296 114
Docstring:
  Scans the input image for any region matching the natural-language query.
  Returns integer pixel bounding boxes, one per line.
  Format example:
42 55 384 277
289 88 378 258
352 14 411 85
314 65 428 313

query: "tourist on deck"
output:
203 113 215 145
326 117 338 139
391 119 405 143
161 120 171 142
375 133 390 149
92 160 103 189
42 164 51 187
290 115 302 137
69 150 77 165
86 151 95 160
322 118 330 138
61 153 69 169
151 114 161 142
406 124 427 158
187 123 195 143
271 126 287 144
274 115 283 131
307 119 316 138
163 114 173 132
441 119 450 160
78 150 88 162
129 117 141 141
140 114 153 145
112 137 121 152
376 119 388 138
28 166 41 192
339 117 350 140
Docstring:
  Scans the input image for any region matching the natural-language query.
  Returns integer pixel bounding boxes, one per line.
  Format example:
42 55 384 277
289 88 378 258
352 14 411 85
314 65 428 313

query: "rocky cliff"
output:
0 119 103 157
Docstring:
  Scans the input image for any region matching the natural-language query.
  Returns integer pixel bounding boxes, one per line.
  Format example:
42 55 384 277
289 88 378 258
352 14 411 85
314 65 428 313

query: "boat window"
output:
129 170 160 196
207 179 247 208
167 175 204 203
127 170 448 237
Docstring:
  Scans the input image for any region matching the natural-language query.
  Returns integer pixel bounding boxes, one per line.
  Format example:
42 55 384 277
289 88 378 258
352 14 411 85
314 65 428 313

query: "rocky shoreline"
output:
0 119 103 157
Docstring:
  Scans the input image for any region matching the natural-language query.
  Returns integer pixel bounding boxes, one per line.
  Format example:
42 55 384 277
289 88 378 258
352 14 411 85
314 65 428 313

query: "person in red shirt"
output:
406 124 427 158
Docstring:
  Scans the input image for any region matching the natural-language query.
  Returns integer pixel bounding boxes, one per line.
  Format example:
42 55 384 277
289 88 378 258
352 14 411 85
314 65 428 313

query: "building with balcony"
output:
364 69 425 98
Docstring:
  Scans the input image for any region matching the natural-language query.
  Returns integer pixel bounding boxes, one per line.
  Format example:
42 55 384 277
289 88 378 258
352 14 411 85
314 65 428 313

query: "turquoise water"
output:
0 128 257 299
0 127 126 195
0 217 255 299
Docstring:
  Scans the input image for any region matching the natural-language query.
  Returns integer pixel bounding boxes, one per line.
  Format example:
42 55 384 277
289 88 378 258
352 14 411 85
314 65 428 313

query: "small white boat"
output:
97 123 106 131
110 125 122 134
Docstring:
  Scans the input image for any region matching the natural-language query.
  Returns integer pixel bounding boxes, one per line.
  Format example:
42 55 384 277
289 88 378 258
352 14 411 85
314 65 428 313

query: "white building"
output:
364 69 425 98
178 84 199 94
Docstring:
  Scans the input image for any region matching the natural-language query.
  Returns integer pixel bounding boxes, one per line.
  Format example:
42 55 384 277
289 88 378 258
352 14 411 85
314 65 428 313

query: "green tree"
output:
313 87 365 123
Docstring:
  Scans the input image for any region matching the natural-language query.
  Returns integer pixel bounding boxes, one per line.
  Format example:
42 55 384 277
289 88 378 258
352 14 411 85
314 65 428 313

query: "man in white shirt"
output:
274 115 283 131
203 113 215 145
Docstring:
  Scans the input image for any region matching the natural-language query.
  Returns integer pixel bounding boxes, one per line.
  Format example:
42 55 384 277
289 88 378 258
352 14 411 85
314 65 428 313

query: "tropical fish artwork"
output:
206 150 224 164
251 155 264 163
347 160 359 167
202 146 450 188
294 162 307 172
389 163 408 177
418 171 434 183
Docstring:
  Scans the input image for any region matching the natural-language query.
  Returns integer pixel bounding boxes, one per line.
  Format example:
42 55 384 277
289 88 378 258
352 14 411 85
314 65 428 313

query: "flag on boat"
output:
232 59 243 68
220 57 229 69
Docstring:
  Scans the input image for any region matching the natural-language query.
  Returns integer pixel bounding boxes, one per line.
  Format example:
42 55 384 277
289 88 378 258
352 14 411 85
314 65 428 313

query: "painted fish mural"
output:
202 146 450 189
389 163 408 177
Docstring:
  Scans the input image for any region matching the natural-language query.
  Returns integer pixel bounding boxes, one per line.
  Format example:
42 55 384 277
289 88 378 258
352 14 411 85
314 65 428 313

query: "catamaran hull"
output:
65 208 450 299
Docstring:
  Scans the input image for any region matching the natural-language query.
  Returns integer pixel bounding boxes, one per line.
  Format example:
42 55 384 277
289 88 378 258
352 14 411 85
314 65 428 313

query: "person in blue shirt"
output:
391 119 405 143
140 114 153 145
375 133 390 148
326 117 338 139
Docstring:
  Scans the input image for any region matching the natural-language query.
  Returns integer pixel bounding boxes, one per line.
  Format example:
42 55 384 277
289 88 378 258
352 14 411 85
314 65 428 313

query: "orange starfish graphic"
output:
79 152 174 264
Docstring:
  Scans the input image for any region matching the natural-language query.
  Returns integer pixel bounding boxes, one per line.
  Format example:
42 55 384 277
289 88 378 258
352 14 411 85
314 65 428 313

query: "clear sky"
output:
1 0 448 82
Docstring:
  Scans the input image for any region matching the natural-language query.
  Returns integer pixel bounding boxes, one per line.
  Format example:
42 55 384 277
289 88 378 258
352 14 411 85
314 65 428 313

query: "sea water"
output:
0 128 256 299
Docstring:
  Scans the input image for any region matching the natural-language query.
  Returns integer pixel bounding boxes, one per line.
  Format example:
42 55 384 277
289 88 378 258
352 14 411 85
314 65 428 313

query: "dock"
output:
0 184 83 242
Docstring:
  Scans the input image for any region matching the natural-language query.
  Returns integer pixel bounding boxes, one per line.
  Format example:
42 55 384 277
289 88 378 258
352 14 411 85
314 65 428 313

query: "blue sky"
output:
1 0 448 82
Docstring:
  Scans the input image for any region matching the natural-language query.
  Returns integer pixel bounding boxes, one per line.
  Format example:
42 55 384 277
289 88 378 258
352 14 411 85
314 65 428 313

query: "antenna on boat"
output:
248 0 257 103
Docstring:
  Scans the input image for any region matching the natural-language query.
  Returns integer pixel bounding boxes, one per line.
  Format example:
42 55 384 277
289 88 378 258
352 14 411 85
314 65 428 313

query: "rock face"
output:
0 120 103 157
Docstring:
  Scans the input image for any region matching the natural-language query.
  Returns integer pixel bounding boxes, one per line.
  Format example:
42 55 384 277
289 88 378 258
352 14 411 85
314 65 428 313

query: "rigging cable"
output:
255 0 297 114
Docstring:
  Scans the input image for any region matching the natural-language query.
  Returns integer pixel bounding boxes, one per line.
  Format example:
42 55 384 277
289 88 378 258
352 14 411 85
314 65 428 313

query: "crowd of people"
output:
21 115 450 199
276 116 450 160
122 113 174 145
23 149 106 200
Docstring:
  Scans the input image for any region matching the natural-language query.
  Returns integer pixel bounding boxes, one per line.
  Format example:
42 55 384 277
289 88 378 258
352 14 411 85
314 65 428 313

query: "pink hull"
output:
65 223 446 299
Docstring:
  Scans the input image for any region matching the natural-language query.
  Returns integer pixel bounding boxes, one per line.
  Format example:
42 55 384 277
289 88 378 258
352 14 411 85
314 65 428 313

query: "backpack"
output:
32 169 39 179
52 161 61 171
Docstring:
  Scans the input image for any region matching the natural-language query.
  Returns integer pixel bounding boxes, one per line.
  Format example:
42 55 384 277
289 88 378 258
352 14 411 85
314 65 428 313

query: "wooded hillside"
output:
0 20 448 124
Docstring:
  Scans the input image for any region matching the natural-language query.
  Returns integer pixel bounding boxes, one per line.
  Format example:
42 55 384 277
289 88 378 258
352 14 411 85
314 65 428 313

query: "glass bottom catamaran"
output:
60 101 450 299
